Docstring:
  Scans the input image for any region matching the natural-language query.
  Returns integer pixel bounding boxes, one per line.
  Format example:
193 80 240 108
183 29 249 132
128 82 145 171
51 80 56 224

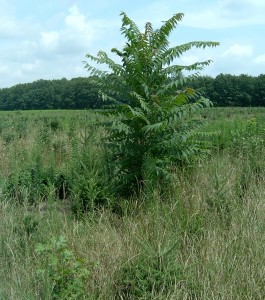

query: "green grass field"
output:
0 107 265 299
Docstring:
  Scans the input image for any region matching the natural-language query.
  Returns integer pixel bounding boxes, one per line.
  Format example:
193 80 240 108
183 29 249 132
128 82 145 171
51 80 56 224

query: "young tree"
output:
84 12 219 197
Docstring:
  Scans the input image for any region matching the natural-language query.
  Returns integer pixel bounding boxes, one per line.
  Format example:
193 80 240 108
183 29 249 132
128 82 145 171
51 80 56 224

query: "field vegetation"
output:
0 107 265 299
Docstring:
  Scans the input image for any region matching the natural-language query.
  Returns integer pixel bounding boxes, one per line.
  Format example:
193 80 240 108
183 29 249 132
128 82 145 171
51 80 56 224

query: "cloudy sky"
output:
1 0 265 88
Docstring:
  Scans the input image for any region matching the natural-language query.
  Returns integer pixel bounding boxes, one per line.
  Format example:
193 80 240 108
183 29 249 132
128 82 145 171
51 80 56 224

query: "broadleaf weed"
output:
35 236 90 299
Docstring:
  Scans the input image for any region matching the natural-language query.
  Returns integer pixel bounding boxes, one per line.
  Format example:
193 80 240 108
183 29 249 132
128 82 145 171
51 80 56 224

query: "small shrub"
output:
3 167 70 204
116 257 183 299
206 167 232 226
35 236 90 299
70 165 110 216
50 119 61 132
2 132 16 144
22 214 39 237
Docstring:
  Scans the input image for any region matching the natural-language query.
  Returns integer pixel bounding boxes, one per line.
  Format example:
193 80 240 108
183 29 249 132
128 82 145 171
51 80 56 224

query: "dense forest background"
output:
0 73 265 110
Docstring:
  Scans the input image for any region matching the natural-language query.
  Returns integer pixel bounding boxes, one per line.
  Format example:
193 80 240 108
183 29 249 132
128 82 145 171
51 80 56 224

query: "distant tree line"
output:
0 77 102 110
189 74 265 107
0 73 265 110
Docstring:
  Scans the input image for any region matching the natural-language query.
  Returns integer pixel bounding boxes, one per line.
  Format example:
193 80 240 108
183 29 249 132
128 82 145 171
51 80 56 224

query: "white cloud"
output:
0 4 115 87
180 55 199 65
0 16 31 38
0 14 38 39
40 31 60 49
182 0 265 29
65 6 91 32
223 0 265 9
221 44 253 58
21 60 40 72
253 54 265 64
39 5 101 55
0 65 8 74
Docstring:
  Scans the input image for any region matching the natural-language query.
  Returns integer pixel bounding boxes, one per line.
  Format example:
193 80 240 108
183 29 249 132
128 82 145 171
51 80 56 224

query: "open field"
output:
0 107 265 299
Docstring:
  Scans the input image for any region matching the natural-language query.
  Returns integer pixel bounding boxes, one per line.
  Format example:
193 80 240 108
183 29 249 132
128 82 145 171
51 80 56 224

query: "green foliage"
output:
35 236 89 299
116 215 181 299
22 214 39 237
3 166 69 204
85 12 219 196
230 117 264 152
68 120 111 215
189 74 265 107
0 77 102 110
115 198 202 299
0 110 111 213
117 257 183 299
206 165 232 226
1 73 265 111
204 112 265 152
70 160 110 216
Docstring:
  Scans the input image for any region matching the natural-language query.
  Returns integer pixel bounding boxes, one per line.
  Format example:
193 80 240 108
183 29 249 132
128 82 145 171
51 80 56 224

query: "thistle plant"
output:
85 12 219 197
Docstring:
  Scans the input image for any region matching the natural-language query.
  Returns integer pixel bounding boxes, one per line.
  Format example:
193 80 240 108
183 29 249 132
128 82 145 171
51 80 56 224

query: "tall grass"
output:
0 108 265 299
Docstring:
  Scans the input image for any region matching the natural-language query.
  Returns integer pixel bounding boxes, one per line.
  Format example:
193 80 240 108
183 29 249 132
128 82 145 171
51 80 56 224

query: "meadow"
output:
0 107 265 299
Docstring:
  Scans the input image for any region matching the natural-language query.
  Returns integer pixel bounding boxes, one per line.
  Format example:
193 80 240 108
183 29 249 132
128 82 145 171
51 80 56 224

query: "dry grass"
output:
0 108 265 299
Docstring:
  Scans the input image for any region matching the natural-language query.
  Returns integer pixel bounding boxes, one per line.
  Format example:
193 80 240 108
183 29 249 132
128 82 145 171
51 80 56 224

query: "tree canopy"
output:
1 74 265 111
